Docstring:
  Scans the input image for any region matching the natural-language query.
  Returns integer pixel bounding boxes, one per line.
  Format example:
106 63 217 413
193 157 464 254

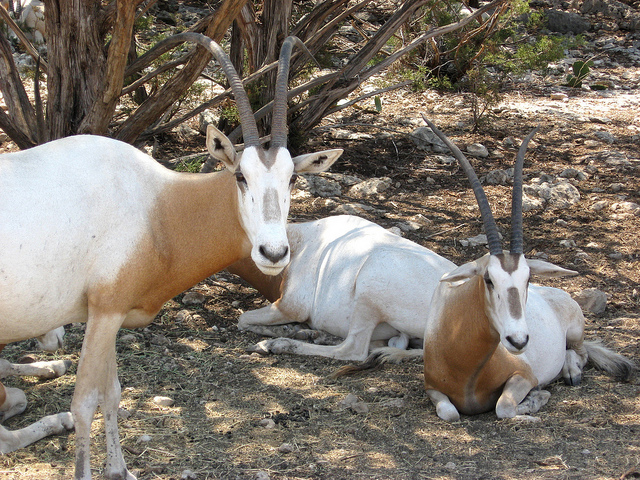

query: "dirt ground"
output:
2 19 640 480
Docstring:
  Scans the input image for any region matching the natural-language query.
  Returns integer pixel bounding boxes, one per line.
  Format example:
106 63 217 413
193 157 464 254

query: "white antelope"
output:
1 328 73 454
0 34 341 480
228 214 455 360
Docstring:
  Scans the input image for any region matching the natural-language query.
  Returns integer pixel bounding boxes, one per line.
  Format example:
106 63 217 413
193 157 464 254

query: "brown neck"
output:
117 169 252 313
436 277 499 373
226 257 284 303
158 169 251 288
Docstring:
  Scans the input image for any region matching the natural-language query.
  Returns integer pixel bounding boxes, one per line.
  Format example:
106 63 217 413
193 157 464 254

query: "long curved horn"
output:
422 115 503 256
270 36 318 149
510 127 539 254
176 32 260 147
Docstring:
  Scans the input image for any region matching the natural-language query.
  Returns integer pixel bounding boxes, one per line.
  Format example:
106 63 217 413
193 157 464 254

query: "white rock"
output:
591 200 608 211
349 177 392 197
259 418 276 429
181 469 197 480
573 288 607 315
152 396 175 407
466 143 489 158
298 175 341 197
460 233 489 247
410 127 450 153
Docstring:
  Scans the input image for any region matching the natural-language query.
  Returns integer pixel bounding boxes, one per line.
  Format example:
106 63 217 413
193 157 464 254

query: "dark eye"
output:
484 276 494 289
235 171 246 184
289 174 298 186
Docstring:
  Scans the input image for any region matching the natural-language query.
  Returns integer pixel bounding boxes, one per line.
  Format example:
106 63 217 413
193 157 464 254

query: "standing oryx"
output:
0 34 341 480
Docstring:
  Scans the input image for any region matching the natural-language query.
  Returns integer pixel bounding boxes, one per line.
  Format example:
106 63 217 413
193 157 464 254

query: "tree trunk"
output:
114 0 248 144
44 0 109 139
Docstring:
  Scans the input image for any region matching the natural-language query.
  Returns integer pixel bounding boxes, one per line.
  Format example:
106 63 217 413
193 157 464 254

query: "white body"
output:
0 132 339 480
231 215 455 360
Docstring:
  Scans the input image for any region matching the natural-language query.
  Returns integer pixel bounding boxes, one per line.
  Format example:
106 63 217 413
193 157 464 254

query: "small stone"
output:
137 434 152 443
573 288 607 315
181 469 197 480
175 310 193 322
259 418 276 429
560 239 576 248
466 143 489 158
556 219 568 227
380 398 405 408
550 92 568 101
444 461 457 471
349 177 392 197
339 393 369 413
254 472 270 480
150 334 171 346
513 415 542 423
182 291 206 305
595 131 616 144
118 408 131 419
152 396 175 407
278 443 295 454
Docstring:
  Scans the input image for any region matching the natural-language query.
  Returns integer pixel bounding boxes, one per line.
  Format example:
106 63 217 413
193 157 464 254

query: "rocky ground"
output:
1 1 640 480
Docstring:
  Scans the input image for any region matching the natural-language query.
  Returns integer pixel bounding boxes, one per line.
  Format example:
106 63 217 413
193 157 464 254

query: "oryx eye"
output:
235 171 247 184
289 174 298 186
484 276 494 289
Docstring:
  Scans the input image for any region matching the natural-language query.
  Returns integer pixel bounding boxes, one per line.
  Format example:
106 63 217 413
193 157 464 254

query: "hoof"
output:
246 340 271 356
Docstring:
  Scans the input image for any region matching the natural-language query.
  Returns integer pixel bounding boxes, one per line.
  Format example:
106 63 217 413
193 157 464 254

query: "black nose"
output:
506 334 529 351
259 245 289 263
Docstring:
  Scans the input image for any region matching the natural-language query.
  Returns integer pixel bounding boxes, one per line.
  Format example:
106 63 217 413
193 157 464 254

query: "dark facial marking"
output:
262 188 281 222
498 254 520 274
507 287 523 319
261 149 276 168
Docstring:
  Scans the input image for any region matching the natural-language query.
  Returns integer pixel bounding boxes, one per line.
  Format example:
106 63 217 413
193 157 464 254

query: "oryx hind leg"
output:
496 375 538 419
237 303 306 338
562 347 588 386
562 304 589 386
516 389 551 415
248 309 379 361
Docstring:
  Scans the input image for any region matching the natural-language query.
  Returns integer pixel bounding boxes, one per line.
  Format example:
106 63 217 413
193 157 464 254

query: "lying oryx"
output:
339 119 635 420
229 214 455 361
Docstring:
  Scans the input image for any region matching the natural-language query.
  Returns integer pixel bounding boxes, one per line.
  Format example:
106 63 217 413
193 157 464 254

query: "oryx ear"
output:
292 149 343 173
440 261 480 283
527 259 578 278
206 124 238 171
